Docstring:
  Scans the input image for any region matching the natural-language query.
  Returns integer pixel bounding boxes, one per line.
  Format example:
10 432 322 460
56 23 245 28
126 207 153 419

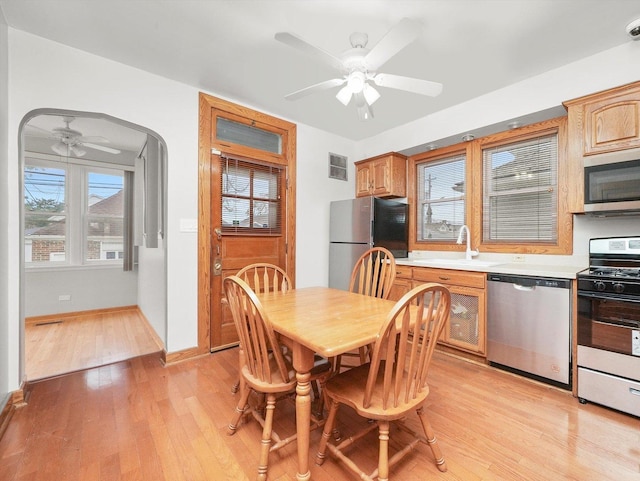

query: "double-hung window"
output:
24 157 126 267
415 151 467 242
481 130 559 244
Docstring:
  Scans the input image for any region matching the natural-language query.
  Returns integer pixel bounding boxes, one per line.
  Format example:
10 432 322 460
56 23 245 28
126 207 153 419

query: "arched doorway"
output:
19 109 168 380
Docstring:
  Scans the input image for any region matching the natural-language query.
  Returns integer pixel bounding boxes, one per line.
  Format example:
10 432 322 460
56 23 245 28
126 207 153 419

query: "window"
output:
416 153 466 241
409 117 570 254
482 133 558 242
24 164 67 264
221 157 282 234
24 158 126 267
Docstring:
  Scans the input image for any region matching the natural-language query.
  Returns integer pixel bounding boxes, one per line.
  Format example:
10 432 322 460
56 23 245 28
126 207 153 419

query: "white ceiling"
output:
2 0 640 142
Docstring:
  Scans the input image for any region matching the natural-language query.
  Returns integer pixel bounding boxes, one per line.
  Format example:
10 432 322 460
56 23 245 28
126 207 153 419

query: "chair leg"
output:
257 394 276 481
416 406 447 472
228 385 251 435
377 420 390 481
315 398 340 466
231 379 240 394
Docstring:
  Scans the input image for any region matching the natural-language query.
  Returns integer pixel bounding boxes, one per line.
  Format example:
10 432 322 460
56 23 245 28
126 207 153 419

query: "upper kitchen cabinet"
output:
355 152 407 198
564 81 640 212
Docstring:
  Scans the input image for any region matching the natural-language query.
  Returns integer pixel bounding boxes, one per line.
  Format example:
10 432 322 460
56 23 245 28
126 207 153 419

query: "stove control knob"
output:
594 280 606 292
613 283 625 294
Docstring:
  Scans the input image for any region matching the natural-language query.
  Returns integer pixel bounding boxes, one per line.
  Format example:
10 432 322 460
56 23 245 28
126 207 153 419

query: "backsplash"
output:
573 214 640 256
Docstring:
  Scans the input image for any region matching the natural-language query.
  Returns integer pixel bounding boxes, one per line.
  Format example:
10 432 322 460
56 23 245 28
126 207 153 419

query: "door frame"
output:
197 93 297 354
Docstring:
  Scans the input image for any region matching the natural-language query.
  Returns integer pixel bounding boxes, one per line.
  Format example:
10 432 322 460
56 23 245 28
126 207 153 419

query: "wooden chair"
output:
315 283 451 481
231 263 330 414
231 263 291 394
336 247 397 371
224 275 331 481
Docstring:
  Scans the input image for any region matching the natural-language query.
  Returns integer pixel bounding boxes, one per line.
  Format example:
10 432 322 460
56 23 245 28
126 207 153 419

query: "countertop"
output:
396 255 588 279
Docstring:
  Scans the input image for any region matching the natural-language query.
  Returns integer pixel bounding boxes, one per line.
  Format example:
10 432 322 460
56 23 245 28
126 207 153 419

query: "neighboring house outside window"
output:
24 158 126 267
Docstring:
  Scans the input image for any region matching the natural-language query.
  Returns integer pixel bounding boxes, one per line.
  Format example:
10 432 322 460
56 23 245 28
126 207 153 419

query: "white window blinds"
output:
416 154 466 241
482 133 558 242
221 157 282 234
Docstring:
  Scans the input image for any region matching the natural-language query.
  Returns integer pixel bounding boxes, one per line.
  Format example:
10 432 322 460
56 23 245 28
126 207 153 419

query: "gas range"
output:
577 236 640 297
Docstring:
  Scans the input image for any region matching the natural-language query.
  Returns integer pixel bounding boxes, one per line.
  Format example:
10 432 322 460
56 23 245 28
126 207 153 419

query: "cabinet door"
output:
388 277 412 302
440 284 486 355
583 91 640 155
371 158 391 196
355 164 372 197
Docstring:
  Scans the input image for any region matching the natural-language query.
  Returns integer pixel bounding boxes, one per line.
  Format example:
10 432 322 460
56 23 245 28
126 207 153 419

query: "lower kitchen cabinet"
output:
388 265 413 301
412 267 487 356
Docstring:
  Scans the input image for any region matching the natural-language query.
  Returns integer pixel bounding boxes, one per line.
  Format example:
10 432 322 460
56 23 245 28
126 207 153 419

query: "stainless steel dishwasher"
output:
487 273 572 389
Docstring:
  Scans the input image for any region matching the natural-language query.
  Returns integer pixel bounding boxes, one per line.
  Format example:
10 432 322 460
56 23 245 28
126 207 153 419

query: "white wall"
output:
0 15 10 403
295 124 356 287
24 268 138 317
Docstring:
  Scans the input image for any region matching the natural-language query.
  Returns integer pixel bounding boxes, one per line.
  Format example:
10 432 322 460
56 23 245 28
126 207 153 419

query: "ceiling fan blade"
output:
373 73 443 97
284 78 345 101
24 123 52 136
81 142 122 154
364 18 420 71
79 135 110 143
354 92 374 121
275 32 345 72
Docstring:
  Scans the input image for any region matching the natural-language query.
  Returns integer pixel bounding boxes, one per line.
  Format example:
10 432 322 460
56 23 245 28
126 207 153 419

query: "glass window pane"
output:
216 117 282 154
222 198 250 227
24 165 67 265
86 171 124 262
416 155 466 242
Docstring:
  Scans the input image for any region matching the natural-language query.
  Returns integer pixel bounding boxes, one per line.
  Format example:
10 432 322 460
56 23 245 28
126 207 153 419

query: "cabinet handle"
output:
630 388 640 397
439 276 451 281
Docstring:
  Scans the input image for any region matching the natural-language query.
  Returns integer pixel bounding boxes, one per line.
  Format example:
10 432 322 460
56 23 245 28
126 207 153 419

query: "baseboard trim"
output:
0 385 26 442
25 305 139 325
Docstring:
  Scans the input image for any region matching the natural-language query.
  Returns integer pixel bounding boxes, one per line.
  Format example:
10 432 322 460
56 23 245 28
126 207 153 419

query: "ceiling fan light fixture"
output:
336 85 353 106
70 145 86 157
346 71 365 94
51 141 67 156
363 83 381 105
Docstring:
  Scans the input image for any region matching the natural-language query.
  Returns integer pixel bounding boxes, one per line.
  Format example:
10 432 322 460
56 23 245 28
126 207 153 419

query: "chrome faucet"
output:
457 225 479 260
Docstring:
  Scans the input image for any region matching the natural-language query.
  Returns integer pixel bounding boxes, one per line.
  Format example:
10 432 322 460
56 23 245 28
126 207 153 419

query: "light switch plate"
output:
633 329 640 356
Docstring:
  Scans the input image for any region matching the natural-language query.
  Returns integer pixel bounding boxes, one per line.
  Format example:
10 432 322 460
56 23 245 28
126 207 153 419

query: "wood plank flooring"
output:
1 347 639 480
25 307 163 381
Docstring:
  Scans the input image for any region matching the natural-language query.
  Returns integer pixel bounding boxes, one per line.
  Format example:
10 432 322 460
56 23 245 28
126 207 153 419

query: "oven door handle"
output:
578 291 640 304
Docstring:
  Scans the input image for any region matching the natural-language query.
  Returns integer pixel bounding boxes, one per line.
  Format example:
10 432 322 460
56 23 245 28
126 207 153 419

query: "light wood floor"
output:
25 307 163 381
2 347 639 481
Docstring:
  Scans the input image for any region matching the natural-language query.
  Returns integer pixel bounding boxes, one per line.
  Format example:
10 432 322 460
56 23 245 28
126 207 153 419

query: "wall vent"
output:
328 152 348 181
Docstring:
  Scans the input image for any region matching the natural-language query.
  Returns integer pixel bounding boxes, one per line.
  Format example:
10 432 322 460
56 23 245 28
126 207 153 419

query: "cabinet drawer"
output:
395 266 413 279
412 267 485 289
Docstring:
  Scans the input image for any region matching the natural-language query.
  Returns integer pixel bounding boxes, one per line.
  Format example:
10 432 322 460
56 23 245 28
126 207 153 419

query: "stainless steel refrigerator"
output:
329 197 408 290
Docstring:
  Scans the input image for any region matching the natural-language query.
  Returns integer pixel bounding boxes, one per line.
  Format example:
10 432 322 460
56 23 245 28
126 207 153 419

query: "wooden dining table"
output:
258 286 398 481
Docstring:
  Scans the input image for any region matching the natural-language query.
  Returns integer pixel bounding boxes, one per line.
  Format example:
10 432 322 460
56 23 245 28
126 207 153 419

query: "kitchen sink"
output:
412 258 505 268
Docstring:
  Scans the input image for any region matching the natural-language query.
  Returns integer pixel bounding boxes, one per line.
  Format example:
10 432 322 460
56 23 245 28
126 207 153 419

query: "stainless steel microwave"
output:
584 151 640 213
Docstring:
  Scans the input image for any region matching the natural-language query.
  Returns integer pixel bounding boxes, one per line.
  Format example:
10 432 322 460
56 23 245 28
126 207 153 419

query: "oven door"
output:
577 291 640 356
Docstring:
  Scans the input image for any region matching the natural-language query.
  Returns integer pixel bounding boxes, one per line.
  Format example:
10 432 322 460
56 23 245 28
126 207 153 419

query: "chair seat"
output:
324 362 429 420
241 355 297 394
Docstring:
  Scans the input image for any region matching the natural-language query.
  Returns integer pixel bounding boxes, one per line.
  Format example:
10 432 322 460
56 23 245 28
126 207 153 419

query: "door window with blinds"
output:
416 153 466 241
482 133 558 242
221 157 282 234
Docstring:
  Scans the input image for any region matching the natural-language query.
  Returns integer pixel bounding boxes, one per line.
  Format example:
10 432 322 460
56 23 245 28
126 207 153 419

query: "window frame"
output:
409 116 572 256
24 155 129 269
408 143 475 253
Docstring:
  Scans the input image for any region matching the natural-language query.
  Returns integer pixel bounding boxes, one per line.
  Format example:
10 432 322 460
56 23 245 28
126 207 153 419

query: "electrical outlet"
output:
633 330 640 356
58 294 71 301
512 255 525 263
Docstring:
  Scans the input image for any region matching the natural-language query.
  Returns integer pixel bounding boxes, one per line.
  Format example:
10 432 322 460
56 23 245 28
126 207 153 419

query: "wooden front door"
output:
198 93 297 353
210 155 288 349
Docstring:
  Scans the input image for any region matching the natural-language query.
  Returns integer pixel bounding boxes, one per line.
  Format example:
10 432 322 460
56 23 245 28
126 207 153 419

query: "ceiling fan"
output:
275 18 443 121
29 116 122 157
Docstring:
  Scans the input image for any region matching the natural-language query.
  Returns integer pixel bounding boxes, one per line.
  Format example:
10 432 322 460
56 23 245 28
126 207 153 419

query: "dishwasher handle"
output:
513 283 535 292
